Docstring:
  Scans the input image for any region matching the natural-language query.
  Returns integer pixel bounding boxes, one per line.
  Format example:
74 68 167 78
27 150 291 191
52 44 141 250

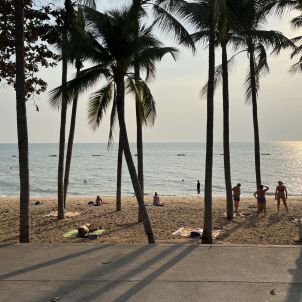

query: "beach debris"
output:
50 297 61 302
270 289 276 295
102 261 112 264
45 211 80 218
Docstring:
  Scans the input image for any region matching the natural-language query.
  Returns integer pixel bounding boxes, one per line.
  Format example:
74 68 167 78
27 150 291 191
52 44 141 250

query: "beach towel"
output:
44 211 80 218
63 229 106 239
172 227 223 239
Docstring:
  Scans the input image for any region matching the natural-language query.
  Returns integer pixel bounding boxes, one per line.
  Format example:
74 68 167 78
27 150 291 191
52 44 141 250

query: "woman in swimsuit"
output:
254 185 269 215
275 181 288 213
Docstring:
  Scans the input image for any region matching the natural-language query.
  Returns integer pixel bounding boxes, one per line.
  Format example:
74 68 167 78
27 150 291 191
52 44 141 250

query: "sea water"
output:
0 142 302 197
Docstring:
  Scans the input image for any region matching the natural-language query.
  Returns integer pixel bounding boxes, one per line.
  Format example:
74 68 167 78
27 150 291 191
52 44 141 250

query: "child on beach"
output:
254 185 269 215
275 181 289 213
232 183 241 215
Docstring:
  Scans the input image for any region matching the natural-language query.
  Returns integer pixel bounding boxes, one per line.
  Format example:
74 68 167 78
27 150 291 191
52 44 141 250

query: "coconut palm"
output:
227 0 294 190
57 0 95 219
158 0 216 242
50 7 178 243
15 0 30 242
129 0 195 221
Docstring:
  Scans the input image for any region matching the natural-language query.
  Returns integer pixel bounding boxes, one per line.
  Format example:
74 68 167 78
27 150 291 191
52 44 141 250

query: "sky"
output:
0 1 302 143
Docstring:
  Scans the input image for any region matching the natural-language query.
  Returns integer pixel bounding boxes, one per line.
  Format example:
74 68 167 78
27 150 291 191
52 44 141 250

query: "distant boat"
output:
220 154 224 155
48 155 57 157
261 153 270 156
92 154 101 157
12 155 16 157
134 154 138 156
177 154 185 156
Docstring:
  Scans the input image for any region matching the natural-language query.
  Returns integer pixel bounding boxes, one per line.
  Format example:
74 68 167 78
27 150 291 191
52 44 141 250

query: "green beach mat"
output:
63 229 106 239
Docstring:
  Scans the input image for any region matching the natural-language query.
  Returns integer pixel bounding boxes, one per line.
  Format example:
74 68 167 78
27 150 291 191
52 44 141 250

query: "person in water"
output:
232 183 241 215
275 181 288 213
197 180 200 194
254 185 269 215
153 192 163 206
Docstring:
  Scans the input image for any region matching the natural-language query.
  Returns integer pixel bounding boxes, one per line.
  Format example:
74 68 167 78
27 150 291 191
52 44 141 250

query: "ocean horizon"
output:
1 141 302 197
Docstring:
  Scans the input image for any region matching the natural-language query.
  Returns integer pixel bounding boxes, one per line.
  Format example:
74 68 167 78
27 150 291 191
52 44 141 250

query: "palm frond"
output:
49 64 110 109
87 81 114 131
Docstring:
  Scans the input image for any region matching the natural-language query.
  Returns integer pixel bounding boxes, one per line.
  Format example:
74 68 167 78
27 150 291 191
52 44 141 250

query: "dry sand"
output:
0 196 301 245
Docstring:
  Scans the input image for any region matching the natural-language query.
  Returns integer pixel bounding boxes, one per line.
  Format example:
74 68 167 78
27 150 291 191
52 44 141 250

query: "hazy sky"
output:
1 1 302 143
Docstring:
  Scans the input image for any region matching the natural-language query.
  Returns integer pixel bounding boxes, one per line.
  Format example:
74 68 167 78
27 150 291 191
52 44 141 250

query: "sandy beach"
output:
0 196 301 245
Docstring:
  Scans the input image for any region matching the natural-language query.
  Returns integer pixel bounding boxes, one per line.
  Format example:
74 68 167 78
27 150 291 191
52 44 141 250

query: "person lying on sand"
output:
232 183 241 215
254 185 269 216
77 224 102 238
87 195 106 206
153 192 163 206
275 181 289 213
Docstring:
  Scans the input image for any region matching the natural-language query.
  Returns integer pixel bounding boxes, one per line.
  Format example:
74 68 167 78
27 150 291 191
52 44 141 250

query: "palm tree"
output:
57 0 95 219
233 0 294 190
15 0 30 242
191 0 235 220
130 0 195 221
50 7 178 243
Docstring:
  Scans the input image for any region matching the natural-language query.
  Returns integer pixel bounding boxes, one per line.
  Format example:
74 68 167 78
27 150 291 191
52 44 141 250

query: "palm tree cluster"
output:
14 0 301 243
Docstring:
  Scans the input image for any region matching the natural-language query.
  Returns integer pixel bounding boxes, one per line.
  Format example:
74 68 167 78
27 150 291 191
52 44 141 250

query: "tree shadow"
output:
33 244 195 302
112 245 199 302
285 247 302 302
0 243 114 280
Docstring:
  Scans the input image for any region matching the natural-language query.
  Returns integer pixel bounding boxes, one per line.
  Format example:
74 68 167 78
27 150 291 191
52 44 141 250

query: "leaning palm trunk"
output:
116 130 123 211
249 46 261 190
202 0 215 244
116 70 155 243
135 66 145 223
63 60 81 206
222 42 233 220
15 0 30 242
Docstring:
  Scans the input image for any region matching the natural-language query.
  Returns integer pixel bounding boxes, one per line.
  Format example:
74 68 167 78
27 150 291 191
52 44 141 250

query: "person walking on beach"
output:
275 181 288 213
232 183 241 215
254 185 269 215
197 180 201 194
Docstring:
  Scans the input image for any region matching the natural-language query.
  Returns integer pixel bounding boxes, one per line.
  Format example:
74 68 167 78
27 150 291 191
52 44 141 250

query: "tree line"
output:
9 0 302 243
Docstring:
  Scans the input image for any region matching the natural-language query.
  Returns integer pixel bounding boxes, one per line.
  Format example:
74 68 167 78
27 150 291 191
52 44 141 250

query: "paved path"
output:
0 243 302 302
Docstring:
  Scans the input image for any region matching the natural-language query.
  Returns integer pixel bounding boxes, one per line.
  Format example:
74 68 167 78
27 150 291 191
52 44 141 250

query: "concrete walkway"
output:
0 243 302 302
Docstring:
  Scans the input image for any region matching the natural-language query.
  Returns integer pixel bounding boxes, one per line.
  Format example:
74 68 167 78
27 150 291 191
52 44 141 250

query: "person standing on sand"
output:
275 181 288 213
254 185 269 215
232 183 241 215
197 180 200 194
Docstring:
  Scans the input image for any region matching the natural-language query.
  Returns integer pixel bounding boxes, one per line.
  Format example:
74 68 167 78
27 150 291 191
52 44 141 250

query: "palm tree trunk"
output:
135 66 144 223
57 33 67 220
222 42 233 221
15 0 30 243
63 60 81 207
249 47 261 190
57 0 72 219
115 70 155 244
202 0 215 244
116 129 123 211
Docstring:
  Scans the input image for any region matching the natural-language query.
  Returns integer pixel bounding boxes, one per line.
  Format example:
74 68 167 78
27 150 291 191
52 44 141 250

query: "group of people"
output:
232 181 289 215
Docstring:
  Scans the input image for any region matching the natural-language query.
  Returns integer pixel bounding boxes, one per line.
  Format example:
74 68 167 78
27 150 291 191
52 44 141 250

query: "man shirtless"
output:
232 183 241 215
254 185 269 216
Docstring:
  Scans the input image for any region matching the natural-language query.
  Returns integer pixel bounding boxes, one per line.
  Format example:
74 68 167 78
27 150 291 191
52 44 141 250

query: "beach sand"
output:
0 196 301 245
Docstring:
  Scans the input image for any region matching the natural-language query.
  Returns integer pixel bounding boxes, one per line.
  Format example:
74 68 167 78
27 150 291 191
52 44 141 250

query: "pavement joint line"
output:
1 280 302 285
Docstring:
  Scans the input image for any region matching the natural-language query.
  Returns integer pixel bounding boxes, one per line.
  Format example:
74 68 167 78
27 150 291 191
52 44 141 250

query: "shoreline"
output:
1 196 301 245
